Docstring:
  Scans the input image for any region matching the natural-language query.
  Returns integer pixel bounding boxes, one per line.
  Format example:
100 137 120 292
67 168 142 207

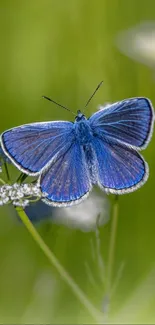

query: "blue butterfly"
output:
0 89 154 207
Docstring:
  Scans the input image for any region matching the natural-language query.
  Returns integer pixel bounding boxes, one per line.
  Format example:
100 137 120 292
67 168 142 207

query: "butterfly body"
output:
74 111 101 184
74 113 93 144
1 97 154 206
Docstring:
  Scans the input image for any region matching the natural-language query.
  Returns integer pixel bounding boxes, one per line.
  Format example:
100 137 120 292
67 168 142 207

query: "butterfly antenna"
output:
84 81 103 111
42 96 76 116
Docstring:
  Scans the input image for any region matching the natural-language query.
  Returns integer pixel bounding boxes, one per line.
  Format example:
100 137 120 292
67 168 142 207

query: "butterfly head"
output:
75 110 86 122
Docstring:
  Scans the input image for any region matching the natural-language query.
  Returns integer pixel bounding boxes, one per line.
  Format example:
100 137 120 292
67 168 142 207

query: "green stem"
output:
4 162 10 183
106 195 119 295
16 206 103 323
0 178 6 185
103 195 119 318
16 172 28 184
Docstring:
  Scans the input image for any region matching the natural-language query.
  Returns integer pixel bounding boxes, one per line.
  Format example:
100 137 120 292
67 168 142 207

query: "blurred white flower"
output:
53 189 110 232
24 189 109 231
116 21 155 68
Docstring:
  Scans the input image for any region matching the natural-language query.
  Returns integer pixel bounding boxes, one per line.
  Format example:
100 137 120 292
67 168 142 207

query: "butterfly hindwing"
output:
92 136 148 193
1 121 74 175
40 142 92 206
89 97 154 149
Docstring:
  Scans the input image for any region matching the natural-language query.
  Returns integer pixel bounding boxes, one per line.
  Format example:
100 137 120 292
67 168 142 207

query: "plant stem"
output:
106 195 119 295
4 162 10 183
16 206 103 323
103 195 119 318
0 178 6 185
16 172 28 184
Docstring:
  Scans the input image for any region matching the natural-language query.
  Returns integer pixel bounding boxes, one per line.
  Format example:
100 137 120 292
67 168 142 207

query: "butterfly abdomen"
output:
83 143 98 184
73 119 98 183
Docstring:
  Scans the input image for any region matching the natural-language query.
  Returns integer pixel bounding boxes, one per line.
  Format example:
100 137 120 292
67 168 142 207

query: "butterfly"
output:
0 87 154 207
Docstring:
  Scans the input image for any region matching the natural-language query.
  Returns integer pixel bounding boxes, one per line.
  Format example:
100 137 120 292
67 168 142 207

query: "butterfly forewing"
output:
89 97 154 149
1 121 74 175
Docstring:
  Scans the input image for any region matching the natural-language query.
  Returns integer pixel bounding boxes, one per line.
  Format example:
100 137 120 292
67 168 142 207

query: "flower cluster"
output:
0 183 43 207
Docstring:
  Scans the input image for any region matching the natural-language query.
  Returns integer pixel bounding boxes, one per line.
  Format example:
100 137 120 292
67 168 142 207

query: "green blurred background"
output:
0 0 155 323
